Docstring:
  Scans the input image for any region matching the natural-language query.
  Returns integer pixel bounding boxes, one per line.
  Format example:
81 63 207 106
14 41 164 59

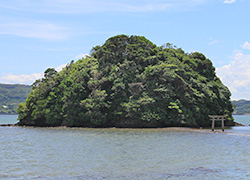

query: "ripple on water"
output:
1 115 250 179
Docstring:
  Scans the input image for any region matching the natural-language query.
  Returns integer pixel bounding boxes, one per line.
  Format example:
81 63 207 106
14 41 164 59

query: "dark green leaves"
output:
17 35 233 127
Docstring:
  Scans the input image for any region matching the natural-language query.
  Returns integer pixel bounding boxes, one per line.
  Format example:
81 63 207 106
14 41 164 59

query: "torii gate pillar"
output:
209 115 227 132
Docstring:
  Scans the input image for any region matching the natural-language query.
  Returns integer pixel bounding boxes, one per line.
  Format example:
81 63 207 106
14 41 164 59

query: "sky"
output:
0 0 250 100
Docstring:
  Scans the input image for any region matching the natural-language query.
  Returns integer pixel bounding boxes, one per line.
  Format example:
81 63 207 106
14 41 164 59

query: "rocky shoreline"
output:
0 124 17 127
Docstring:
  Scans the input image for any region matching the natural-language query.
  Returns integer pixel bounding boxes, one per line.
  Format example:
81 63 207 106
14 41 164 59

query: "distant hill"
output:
232 99 250 115
0 84 32 114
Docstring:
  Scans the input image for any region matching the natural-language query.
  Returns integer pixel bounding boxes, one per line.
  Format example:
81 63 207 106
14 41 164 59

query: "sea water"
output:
1 115 250 179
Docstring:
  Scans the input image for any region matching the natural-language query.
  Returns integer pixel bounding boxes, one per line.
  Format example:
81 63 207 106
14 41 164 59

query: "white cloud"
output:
208 39 220 45
0 21 68 40
74 53 90 60
242 41 250 50
223 0 236 4
0 53 87 85
0 64 67 85
0 0 209 14
0 73 43 85
216 50 250 99
55 64 67 72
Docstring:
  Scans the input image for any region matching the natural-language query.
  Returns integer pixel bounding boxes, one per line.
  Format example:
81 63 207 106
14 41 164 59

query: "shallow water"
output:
0 114 19 125
1 115 250 179
232 115 250 125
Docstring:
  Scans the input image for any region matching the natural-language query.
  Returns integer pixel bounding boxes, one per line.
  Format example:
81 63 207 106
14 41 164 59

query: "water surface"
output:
1 115 250 179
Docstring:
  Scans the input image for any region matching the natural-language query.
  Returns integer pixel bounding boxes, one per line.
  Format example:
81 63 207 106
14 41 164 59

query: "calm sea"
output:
1 115 250 180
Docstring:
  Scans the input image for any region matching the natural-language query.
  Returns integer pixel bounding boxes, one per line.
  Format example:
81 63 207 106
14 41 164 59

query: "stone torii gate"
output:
209 115 227 132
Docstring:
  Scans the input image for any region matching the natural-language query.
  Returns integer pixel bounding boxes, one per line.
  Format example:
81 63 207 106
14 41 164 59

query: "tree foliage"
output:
17 35 233 127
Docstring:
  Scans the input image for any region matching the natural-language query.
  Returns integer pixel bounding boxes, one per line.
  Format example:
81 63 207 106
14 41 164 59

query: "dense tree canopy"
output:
17 35 233 127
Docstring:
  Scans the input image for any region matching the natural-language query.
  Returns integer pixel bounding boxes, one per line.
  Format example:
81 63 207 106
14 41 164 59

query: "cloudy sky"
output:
0 0 249 100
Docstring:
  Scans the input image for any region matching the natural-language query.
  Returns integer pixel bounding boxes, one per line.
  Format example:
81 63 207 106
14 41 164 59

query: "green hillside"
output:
232 100 250 115
0 84 32 114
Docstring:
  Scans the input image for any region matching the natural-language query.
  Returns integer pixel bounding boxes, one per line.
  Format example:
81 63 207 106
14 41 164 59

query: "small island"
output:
17 35 233 128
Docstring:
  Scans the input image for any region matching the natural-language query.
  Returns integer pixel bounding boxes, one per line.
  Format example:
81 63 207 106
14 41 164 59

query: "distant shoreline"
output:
1 122 247 128
0 124 221 130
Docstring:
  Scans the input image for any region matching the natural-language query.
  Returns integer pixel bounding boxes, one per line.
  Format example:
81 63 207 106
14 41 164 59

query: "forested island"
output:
17 35 233 127
0 84 31 114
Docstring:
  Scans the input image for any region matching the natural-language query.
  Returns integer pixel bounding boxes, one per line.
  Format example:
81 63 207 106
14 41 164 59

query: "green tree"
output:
18 35 233 127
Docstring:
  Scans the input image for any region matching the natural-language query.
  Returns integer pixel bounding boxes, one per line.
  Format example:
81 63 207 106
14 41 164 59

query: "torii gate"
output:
209 115 227 132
